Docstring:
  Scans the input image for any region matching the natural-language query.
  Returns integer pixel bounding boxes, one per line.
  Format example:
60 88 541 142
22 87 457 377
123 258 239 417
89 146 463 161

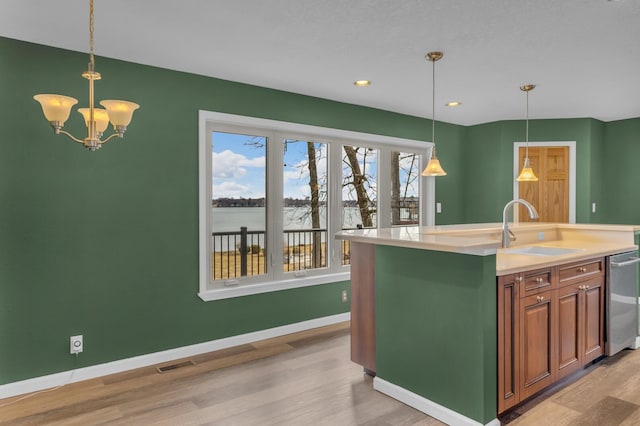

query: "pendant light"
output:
33 0 139 151
516 84 538 181
421 51 447 176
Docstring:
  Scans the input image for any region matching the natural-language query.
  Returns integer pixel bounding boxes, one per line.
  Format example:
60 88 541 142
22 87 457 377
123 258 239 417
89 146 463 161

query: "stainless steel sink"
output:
501 246 582 256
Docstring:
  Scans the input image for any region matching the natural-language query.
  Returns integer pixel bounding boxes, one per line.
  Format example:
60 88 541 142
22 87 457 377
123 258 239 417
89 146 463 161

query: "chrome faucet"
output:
502 199 539 248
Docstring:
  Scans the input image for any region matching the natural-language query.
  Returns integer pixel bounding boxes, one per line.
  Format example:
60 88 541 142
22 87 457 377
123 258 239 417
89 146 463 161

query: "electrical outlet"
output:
592 202 597 213
436 202 442 213
70 335 83 354
341 290 348 303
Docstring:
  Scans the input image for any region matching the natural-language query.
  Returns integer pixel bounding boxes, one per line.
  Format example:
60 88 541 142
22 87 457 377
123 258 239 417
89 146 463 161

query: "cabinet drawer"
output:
558 258 604 285
520 268 553 297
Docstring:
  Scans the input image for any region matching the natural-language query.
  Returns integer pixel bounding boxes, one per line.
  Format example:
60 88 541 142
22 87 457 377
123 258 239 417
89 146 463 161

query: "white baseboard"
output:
373 377 499 426
0 312 350 400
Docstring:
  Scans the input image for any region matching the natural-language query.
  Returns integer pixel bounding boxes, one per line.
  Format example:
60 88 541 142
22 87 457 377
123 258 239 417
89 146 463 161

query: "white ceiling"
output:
1 0 638 126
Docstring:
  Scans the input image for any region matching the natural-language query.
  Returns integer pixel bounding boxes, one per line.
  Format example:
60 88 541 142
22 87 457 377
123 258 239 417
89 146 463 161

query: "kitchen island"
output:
336 223 640 426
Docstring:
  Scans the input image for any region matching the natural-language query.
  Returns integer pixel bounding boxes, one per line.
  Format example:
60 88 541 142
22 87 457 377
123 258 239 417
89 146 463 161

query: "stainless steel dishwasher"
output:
606 251 640 356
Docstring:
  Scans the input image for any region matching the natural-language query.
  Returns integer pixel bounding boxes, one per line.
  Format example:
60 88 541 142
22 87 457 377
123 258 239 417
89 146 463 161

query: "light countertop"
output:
336 222 640 275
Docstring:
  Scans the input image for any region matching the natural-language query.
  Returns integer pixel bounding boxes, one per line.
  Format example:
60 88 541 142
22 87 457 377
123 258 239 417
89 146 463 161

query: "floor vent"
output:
156 360 196 373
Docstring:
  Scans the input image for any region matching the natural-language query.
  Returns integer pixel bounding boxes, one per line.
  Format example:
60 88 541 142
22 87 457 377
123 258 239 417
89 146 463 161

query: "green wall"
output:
602 118 640 224
463 118 608 223
0 36 467 385
375 246 497 423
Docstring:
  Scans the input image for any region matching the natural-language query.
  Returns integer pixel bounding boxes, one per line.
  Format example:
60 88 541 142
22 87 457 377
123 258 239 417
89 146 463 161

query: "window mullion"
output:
328 141 342 271
267 132 285 281
377 149 391 229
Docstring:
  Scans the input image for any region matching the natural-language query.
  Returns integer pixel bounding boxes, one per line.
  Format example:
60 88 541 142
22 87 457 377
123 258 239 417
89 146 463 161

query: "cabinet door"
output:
498 275 520 413
582 278 605 364
519 291 556 399
556 285 582 379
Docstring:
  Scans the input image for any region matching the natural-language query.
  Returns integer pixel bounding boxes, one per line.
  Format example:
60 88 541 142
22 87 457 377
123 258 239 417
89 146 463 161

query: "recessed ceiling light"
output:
353 80 371 87
445 101 461 107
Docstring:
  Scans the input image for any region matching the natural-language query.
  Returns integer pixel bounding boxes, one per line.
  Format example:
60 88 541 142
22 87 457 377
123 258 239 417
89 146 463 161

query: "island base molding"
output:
374 377 500 426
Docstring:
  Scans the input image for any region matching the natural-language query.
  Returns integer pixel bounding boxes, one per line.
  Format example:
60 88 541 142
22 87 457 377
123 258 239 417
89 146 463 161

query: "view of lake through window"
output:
209 129 423 283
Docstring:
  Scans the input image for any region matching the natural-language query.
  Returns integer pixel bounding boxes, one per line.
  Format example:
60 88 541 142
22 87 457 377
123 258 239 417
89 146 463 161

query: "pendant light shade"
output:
516 84 538 182
422 156 446 176
421 51 447 177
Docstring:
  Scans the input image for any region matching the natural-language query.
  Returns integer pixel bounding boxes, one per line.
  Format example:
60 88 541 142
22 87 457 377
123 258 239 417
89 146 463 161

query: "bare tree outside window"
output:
391 151 419 226
342 145 377 228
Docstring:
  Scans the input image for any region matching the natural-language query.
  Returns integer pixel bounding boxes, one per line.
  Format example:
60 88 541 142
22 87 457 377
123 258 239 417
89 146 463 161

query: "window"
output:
211 131 268 281
199 111 435 301
391 151 420 226
283 139 328 273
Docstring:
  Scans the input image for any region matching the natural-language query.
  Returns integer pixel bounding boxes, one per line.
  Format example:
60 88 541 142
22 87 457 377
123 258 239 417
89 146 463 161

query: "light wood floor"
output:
503 347 640 426
3 322 640 425
0 322 443 425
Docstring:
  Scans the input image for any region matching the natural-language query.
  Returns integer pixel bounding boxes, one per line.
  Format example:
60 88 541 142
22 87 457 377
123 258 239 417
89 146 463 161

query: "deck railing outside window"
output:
212 227 358 280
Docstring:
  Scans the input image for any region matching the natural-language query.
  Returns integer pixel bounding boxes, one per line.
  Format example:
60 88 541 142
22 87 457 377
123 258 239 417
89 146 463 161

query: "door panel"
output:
583 280 605 364
498 275 520 413
518 146 569 223
520 292 556 399
556 286 581 379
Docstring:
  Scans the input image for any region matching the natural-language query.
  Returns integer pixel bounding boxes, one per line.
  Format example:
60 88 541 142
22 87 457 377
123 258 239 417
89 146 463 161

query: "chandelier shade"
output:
34 94 78 124
78 108 109 134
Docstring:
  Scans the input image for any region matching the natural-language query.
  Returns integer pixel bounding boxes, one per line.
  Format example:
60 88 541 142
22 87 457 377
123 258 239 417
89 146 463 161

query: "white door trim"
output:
513 141 576 224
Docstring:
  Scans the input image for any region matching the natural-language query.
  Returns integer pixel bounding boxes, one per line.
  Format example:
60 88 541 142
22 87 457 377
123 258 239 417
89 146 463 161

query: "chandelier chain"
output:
89 0 95 69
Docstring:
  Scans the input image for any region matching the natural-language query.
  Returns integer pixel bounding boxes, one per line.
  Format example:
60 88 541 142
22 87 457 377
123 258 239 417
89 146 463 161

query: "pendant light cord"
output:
431 56 436 157
525 88 529 158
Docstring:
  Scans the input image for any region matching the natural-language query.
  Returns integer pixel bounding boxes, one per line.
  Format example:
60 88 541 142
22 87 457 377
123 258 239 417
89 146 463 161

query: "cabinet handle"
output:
515 276 523 283
578 267 587 273
536 277 544 284
578 285 584 290
585 285 590 290
536 295 545 302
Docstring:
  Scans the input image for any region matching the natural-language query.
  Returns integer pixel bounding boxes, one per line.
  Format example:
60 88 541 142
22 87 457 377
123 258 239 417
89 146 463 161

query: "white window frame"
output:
198 110 436 301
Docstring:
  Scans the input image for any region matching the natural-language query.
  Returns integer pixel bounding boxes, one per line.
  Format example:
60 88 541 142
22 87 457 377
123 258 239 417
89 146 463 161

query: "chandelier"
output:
33 0 139 151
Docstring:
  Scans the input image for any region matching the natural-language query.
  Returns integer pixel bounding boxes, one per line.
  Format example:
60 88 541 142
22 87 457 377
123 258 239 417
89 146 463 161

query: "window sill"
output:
198 271 351 301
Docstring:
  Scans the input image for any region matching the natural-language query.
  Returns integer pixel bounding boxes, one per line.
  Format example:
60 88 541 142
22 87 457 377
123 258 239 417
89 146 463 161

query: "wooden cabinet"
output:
498 257 605 414
556 258 605 378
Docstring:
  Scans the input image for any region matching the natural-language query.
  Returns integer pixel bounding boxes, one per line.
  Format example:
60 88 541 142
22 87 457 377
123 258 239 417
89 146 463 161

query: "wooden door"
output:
519 291 556 399
556 285 582 379
518 147 569 223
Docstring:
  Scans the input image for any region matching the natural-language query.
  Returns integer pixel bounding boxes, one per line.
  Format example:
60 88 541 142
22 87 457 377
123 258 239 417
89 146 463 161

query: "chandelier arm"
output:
57 130 87 145
98 132 123 145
